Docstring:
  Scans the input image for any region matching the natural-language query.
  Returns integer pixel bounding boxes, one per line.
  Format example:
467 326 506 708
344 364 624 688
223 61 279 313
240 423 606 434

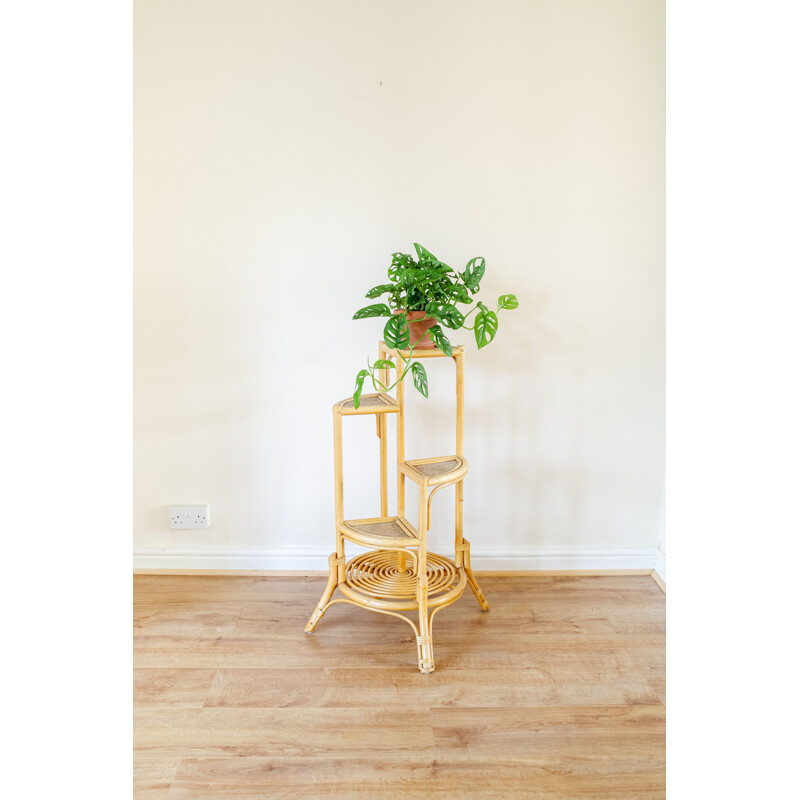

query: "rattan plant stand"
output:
304 342 489 673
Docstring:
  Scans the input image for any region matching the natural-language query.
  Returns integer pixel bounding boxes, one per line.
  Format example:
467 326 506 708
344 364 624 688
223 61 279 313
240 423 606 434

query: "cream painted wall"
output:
134 0 665 569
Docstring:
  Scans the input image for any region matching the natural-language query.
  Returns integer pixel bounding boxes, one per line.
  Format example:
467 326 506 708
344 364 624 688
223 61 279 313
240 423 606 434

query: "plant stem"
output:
364 341 418 394
459 305 481 330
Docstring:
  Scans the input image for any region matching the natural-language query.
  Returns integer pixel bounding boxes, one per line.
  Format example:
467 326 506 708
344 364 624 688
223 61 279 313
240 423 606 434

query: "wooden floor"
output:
134 574 665 799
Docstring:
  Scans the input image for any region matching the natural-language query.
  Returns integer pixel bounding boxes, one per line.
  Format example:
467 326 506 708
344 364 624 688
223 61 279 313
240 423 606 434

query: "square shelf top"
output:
380 341 464 359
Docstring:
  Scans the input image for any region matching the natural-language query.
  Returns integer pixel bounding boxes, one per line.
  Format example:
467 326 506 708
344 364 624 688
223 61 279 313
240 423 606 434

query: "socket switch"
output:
169 505 211 529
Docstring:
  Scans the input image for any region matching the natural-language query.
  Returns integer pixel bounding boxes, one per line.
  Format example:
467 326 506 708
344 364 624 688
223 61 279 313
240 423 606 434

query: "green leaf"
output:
411 362 428 398
353 369 369 409
427 302 464 330
365 284 395 299
353 303 392 319
383 313 410 350
474 307 498 349
372 359 395 369
462 256 485 292
428 324 453 356
391 251 415 268
498 294 519 310
413 243 438 264
388 252 415 281
448 282 472 304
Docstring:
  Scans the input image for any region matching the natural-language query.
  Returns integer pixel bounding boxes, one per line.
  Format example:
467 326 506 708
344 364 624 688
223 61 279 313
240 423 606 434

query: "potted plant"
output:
350 243 518 407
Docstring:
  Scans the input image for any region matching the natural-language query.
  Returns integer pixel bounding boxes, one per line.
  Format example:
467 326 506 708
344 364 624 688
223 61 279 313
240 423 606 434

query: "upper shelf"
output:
399 455 469 487
334 393 400 416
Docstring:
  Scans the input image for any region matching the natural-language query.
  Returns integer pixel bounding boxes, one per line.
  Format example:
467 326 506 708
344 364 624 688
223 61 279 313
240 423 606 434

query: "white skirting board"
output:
133 545 659 573
653 546 666 584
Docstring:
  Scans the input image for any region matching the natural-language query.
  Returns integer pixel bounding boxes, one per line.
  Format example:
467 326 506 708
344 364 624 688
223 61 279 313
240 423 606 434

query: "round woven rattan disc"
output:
346 550 458 600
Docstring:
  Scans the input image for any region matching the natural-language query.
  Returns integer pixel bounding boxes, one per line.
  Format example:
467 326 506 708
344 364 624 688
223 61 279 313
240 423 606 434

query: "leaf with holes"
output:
411 362 428 398
383 313 410 350
474 305 498 349
372 359 395 370
435 303 465 330
498 294 519 310
413 243 439 264
353 369 369 409
462 256 485 292
448 282 472 304
428 324 453 356
353 303 392 319
365 284 396 299
388 252 415 282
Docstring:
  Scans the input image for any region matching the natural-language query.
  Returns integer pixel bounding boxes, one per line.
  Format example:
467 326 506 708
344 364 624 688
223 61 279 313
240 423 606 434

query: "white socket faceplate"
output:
169 505 211 529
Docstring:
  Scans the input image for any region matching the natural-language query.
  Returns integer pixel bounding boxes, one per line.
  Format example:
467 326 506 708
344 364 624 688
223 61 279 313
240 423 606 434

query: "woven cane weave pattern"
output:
414 459 459 477
350 520 415 539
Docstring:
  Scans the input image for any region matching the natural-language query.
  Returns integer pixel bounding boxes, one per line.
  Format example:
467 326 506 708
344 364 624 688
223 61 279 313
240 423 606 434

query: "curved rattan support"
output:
305 548 468 672
428 600 446 632
426 482 450 529
316 597 421 637
457 538 490 611
304 552 345 633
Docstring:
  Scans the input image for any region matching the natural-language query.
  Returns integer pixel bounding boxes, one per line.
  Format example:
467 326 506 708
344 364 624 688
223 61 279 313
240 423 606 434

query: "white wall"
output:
654 472 666 582
134 0 665 570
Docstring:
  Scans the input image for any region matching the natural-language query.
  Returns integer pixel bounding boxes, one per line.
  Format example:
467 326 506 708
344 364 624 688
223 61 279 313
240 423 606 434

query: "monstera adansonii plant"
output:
350 243 518 408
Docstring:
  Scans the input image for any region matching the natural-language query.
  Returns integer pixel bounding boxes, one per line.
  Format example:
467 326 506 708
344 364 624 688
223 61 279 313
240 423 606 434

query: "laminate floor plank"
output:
167 755 664 799
132 756 181 799
133 632 664 671
133 576 323 604
134 603 244 636
203 665 660 709
133 574 665 798
134 707 435 757
133 669 218 708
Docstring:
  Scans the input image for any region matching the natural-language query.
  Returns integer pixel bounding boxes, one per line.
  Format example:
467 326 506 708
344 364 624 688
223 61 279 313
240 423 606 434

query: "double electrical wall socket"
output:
169 505 211 529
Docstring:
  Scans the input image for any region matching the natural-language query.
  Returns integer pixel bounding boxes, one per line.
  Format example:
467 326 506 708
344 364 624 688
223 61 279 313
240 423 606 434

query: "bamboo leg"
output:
455 349 464 457
333 410 344 526
379 414 388 517
305 552 344 632
333 409 346 585
378 342 389 518
416 609 434 674
461 537 490 611
336 530 346 585
416 566 434 673
455 478 464 568
454 478 488 608
397 355 405 519
416 480 434 673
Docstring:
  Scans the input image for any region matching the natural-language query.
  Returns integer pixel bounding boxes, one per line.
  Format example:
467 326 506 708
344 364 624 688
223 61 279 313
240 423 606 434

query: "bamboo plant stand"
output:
304 342 489 673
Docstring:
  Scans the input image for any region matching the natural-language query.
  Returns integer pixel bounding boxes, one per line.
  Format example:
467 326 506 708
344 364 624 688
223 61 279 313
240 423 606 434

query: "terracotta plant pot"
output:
395 309 437 348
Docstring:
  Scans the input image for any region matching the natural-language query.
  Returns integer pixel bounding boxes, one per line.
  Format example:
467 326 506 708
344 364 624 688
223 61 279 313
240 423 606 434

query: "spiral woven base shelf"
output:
338 549 467 611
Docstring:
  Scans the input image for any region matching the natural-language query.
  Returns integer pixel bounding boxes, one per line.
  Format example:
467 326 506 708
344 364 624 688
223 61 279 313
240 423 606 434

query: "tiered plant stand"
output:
304 341 489 673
